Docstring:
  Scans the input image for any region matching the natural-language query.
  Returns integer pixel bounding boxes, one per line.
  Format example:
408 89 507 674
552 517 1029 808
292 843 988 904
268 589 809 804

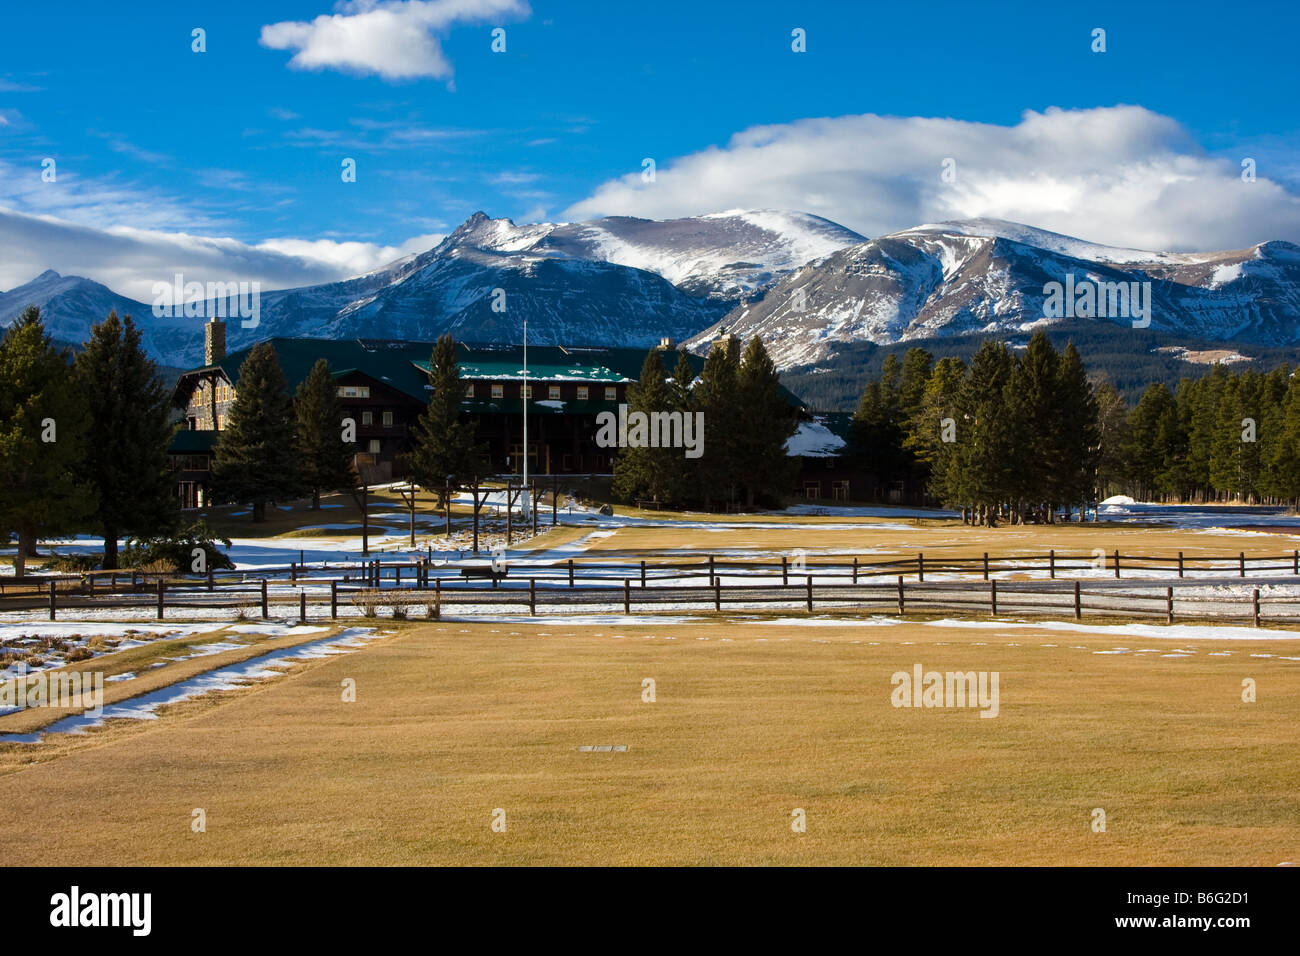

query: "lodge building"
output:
168 319 704 508
167 318 921 510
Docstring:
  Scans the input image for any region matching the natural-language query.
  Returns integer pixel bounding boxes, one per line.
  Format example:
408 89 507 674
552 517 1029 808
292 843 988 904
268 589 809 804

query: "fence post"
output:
917 552 924 582
852 557 858 584
568 559 574 588
291 562 297 582
157 579 165 621
709 554 715 585
1294 550 1298 575
208 567 214 591
1049 550 1055 579
1166 587 1173 625
990 579 998 617
1178 552 1184 578
330 580 338 619
1073 580 1081 620
806 575 813 613
982 553 989 581
1113 550 1120 579
529 578 536 616
624 579 631 615
715 577 721 612
131 570 138 590
1239 552 1246 578
640 560 646 588
261 578 269 618
781 555 788 587
897 575 905 616
300 590 307 623
1253 588 1261 627
48 580 56 622
435 577 441 616
396 566 401 587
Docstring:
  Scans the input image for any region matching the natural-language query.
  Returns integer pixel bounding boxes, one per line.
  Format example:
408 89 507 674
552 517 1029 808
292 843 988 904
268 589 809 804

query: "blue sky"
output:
1 0 1298 296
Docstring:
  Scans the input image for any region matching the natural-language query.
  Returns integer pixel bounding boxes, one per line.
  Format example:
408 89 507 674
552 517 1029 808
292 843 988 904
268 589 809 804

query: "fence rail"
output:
2 556 1298 627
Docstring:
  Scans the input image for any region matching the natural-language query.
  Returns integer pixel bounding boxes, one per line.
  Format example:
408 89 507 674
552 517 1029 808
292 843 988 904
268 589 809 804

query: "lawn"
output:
0 617 1295 865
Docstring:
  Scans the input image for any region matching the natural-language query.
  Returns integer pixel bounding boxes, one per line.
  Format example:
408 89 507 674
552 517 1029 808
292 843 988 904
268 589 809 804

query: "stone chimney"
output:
204 317 226 365
657 336 676 350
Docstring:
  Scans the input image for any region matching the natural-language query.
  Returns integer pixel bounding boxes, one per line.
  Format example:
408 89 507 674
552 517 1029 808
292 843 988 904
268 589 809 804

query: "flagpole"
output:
522 318 529 518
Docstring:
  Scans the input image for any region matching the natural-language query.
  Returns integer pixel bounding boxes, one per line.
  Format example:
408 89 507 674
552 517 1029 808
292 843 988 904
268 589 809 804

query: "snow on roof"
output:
785 417 847 458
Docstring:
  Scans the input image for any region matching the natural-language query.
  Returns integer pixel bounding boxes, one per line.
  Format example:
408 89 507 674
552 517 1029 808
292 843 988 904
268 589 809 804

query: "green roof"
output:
173 338 801 408
167 428 217 453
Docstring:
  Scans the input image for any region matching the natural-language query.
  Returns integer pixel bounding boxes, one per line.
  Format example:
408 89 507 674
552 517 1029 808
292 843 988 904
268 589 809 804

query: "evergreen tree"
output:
1007 330 1060 521
73 310 179 568
1055 342 1101 516
407 334 485 501
294 358 356 510
735 336 798 507
210 342 300 522
667 348 698 503
693 336 742 509
1093 381 1129 501
956 341 1017 524
0 307 95 573
905 356 966 508
612 349 678 505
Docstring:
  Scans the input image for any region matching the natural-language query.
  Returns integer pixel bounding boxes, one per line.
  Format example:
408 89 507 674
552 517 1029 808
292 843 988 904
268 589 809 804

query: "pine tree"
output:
612 349 678 505
1055 342 1100 516
956 341 1016 525
295 358 356 510
210 342 300 522
1093 381 1129 501
667 348 698 503
73 310 179 568
693 336 742 509
905 356 966 509
0 307 96 573
735 336 798 507
1008 330 1060 521
407 334 485 502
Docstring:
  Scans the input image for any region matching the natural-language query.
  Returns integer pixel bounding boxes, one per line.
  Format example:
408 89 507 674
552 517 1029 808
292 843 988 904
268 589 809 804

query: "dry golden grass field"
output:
1 615 1297 866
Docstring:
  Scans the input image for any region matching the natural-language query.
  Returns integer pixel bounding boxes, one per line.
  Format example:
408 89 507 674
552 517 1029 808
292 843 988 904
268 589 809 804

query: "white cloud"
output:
260 0 531 81
566 106 1300 252
0 206 442 301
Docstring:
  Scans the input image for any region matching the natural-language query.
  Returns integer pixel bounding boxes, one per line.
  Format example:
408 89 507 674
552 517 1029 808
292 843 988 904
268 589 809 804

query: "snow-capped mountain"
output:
0 270 193 359
0 210 861 367
5 213 1299 375
687 220 1300 368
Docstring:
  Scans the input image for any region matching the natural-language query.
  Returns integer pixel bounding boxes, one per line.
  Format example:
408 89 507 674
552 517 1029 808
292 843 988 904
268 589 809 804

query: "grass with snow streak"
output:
0 619 1295 865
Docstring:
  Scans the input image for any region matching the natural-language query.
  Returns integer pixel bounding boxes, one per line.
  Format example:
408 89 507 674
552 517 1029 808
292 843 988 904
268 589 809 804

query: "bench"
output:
459 565 509 582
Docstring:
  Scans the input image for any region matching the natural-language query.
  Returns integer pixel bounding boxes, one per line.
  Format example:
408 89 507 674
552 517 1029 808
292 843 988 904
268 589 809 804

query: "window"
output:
382 410 393 427
338 385 370 398
548 386 561 400
361 410 373 426
465 383 475 398
576 386 588 400
368 439 381 455
604 387 616 401
491 384 504 399
520 385 532 399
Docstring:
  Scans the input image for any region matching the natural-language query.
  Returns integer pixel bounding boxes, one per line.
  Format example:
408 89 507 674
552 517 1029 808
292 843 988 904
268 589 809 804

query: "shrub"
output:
351 589 383 618
64 646 94 662
42 554 100 573
122 519 234 574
